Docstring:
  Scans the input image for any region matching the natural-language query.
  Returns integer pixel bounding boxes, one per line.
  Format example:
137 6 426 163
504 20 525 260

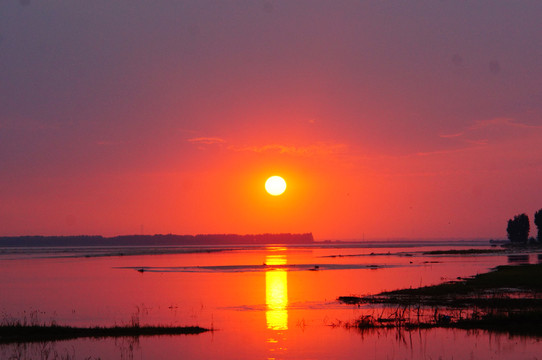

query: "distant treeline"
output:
0 233 314 247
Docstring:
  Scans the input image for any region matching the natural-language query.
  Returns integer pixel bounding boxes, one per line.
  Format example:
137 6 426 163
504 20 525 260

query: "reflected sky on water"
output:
1 242 541 359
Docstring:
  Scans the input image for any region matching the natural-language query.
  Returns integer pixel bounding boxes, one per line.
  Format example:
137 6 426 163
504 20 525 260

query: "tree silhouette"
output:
506 213 530 243
535 209 542 243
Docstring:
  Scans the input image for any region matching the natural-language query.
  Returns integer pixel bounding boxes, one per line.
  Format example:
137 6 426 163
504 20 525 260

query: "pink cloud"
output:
229 142 348 156
469 117 542 131
439 132 464 139
187 137 226 145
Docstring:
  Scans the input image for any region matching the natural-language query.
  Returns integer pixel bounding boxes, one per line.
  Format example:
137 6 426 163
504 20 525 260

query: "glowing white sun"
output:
265 176 287 196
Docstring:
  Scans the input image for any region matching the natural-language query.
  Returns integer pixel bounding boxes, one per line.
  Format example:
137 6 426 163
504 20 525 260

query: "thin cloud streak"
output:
434 117 542 152
439 132 464 139
469 117 542 131
186 136 348 158
187 137 226 145
229 143 348 157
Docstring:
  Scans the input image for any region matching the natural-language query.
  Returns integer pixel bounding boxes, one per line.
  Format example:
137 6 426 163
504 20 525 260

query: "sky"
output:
1 0 541 240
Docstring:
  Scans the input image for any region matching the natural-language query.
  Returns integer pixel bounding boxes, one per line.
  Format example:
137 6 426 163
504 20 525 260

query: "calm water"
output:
1 241 541 359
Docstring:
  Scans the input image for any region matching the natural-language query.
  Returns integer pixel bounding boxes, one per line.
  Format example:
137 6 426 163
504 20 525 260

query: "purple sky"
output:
1 1 541 239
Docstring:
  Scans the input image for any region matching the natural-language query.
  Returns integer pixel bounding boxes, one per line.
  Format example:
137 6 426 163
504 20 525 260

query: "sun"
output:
265 176 287 196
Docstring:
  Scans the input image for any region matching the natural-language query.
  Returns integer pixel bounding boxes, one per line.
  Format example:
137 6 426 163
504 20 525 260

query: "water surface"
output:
1 241 540 359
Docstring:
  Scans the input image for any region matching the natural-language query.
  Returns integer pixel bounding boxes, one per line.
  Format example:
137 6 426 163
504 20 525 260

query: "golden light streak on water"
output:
265 252 288 330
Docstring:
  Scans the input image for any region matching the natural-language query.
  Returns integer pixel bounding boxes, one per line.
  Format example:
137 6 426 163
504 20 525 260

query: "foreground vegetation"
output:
338 263 542 336
0 324 210 344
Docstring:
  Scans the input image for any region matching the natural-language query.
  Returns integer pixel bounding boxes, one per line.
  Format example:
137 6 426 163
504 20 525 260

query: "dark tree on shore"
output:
506 213 530 243
535 209 542 242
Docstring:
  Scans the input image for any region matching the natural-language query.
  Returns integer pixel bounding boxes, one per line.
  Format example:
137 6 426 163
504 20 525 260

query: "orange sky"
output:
1 1 541 240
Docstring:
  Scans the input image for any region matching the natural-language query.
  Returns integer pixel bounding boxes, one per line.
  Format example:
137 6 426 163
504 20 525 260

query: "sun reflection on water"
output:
265 251 288 331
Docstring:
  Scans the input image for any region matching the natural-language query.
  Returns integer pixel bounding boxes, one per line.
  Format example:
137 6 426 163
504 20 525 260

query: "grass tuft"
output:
0 324 210 344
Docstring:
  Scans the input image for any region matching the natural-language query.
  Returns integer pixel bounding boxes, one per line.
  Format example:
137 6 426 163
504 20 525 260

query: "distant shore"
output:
0 233 314 247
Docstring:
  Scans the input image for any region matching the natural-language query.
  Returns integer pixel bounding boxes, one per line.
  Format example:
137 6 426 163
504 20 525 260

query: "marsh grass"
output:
382 263 542 298
338 264 542 336
340 263 542 301
342 308 542 336
0 324 209 344
0 308 210 344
